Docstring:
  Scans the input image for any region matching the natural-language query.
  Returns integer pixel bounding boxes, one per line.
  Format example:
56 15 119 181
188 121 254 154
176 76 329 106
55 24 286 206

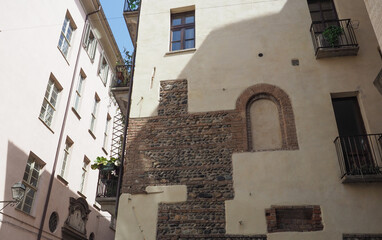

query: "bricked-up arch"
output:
236 83 299 151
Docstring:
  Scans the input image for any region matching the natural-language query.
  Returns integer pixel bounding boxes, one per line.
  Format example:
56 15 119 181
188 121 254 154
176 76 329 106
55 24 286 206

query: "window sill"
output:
71 107 81 120
88 129 96 140
102 147 108 155
57 175 68 186
165 48 196 56
77 191 87 199
15 207 36 219
38 117 55 134
57 46 70 66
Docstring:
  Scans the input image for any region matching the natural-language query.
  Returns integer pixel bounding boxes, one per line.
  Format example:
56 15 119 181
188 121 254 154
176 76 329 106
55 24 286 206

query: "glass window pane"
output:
185 40 195 49
172 42 181 51
185 16 194 24
172 30 181 41
172 18 181 26
185 28 194 40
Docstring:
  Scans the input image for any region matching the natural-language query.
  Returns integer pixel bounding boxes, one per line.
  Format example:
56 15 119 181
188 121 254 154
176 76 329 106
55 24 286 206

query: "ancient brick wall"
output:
343 234 382 240
122 80 299 239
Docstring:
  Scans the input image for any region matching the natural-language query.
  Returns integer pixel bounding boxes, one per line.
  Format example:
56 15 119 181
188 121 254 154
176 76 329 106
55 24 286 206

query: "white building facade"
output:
0 0 122 239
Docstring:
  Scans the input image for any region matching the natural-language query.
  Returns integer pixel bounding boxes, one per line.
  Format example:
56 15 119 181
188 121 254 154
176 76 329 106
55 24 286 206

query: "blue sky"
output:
99 0 134 58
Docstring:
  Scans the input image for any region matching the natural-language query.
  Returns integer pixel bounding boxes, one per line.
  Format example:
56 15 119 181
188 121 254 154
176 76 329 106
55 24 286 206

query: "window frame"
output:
170 11 195 51
83 23 98 61
307 0 338 24
98 53 110 85
17 154 44 215
79 157 90 193
39 76 62 127
58 14 76 58
102 114 112 151
59 137 73 179
90 94 100 133
73 72 86 113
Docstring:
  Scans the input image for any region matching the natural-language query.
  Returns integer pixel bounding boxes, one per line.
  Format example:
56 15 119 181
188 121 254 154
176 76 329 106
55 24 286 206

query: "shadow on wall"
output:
120 2 309 240
0 141 114 240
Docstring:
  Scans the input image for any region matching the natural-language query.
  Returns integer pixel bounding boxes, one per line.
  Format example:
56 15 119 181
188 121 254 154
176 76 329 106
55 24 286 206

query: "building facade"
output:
0 0 122 239
116 0 382 239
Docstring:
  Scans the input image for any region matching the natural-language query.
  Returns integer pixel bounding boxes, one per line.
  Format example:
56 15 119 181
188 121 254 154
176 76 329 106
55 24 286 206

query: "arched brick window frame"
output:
236 83 299 151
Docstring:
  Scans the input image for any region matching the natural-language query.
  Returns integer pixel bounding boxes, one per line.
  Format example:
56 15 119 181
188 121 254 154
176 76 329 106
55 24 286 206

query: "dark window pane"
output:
311 12 322 22
185 40 194 49
172 30 181 41
185 16 195 24
323 10 337 21
172 42 181 51
172 18 181 26
321 1 334 10
185 28 194 40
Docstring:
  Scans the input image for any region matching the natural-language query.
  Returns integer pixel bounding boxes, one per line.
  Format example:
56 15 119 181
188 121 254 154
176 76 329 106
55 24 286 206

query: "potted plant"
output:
322 25 344 47
91 156 120 172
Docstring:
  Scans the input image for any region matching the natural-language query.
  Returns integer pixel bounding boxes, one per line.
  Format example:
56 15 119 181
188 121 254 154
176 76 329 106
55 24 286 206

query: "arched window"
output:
236 83 299 152
247 96 282 151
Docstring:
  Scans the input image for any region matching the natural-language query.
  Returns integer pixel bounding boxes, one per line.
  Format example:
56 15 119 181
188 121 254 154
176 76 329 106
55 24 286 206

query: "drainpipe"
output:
114 0 143 218
37 6 102 240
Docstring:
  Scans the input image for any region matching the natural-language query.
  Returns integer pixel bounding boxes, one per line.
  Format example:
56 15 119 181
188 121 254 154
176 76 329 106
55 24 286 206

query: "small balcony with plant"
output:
123 0 140 45
110 60 131 116
310 19 359 59
93 157 120 217
334 134 382 183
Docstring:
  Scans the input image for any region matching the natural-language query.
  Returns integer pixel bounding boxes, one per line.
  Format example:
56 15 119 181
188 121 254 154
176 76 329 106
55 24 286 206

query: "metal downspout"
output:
36 7 101 240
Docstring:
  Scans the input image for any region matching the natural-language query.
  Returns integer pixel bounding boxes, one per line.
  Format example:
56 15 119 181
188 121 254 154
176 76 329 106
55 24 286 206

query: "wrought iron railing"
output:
310 19 358 55
111 65 131 88
334 134 382 178
96 168 119 198
124 0 140 12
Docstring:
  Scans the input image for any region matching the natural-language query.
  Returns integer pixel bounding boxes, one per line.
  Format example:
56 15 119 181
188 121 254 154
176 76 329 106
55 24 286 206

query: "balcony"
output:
95 167 118 217
334 134 382 183
110 65 131 116
310 19 359 59
123 0 140 45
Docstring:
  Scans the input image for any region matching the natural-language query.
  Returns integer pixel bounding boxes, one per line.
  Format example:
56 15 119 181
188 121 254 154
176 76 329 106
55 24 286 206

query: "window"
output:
102 114 112 150
90 94 100 133
58 14 76 57
170 11 195 51
98 54 109 84
59 137 73 178
73 72 86 113
80 157 90 193
83 23 97 60
39 76 61 127
307 0 338 23
17 154 44 214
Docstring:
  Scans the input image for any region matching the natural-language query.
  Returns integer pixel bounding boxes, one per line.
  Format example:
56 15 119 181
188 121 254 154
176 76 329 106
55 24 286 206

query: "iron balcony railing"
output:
111 65 131 88
310 19 358 55
96 168 119 198
334 134 382 179
124 0 140 12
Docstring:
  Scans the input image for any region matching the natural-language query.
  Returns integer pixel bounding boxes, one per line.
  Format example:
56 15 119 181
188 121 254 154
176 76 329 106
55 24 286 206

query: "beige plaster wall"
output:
115 186 187 240
0 0 118 239
364 0 382 49
121 0 382 239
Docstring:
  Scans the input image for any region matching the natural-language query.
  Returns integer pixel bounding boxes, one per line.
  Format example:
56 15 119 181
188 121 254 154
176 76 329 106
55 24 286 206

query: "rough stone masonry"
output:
122 79 299 239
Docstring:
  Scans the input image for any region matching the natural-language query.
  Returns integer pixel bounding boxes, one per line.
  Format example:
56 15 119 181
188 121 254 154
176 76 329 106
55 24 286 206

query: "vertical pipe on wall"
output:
36 7 101 240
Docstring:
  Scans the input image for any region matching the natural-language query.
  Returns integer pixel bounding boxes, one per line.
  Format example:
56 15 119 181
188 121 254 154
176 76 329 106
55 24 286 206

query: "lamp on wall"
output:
0 182 26 211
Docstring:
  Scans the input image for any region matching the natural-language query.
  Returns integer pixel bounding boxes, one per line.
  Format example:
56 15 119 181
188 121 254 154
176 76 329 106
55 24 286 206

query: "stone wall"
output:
122 80 298 239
